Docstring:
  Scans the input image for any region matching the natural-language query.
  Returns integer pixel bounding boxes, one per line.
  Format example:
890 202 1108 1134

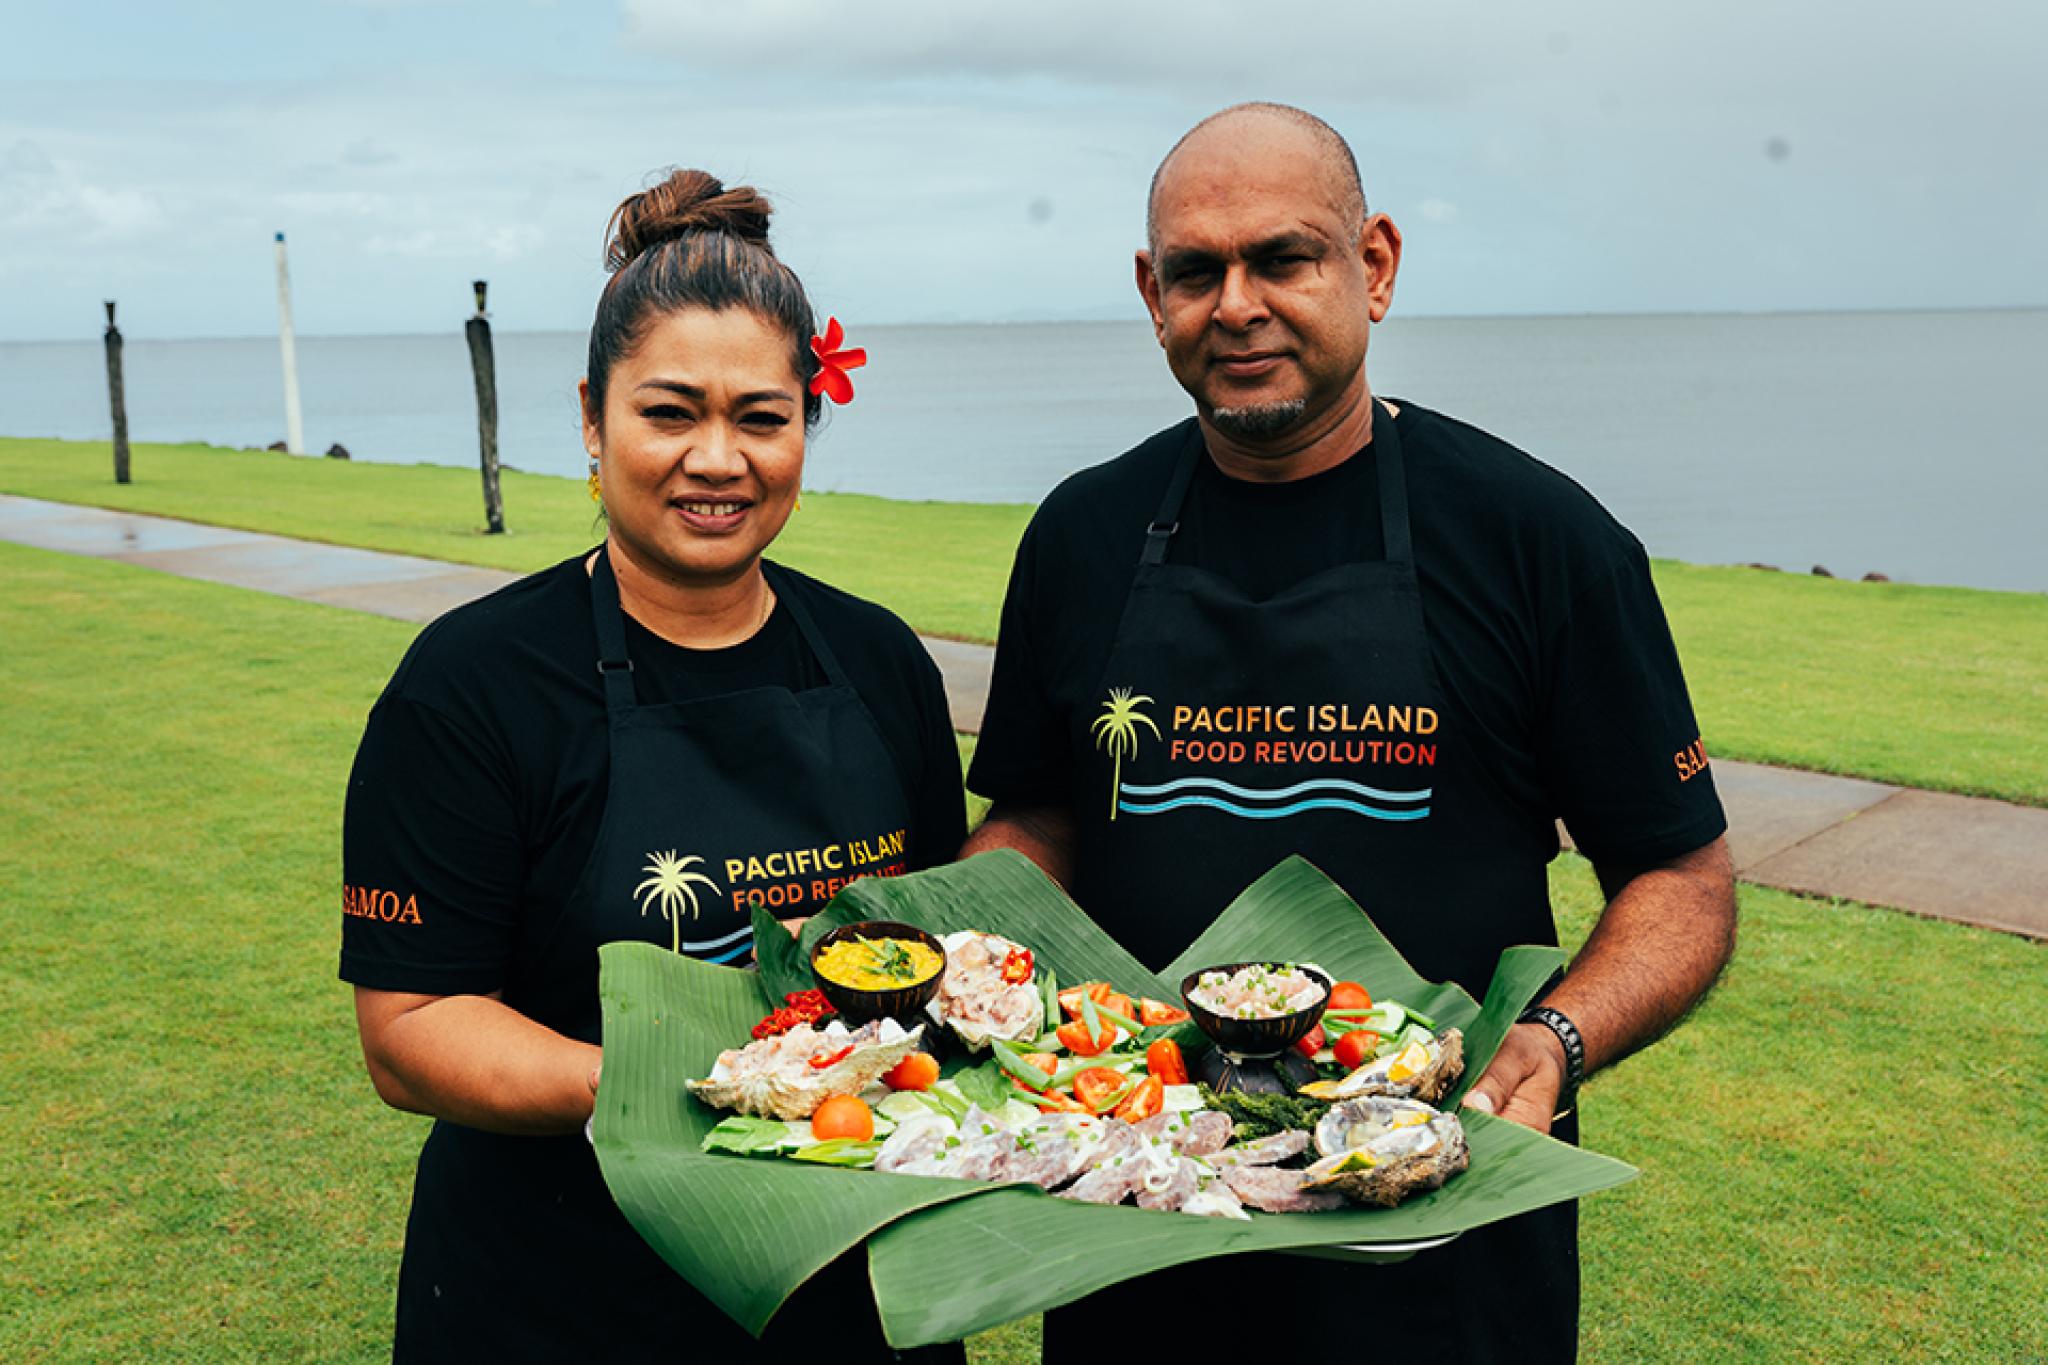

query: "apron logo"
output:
634 850 722 954
1091 687 1161 821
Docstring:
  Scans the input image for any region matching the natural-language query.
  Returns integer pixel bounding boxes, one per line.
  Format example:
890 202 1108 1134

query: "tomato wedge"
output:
1328 981 1373 1012
1021 1051 1060 1077
1291 1025 1325 1059
1034 1088 1090 1115
1071 1067 1129 1113
1137 997 1191 1027
1097 990 1134 1021
1055 1019 1115 1057
1144 1038 1189 1086
1112 1075 1164 1123
1331 1029 1378 1071
1057 981 1112 1020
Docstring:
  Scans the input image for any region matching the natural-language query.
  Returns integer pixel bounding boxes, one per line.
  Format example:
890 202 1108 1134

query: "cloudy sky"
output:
2 0 2042 340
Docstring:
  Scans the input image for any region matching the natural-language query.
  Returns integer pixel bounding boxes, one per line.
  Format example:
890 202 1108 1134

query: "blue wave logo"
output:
1117 776 1432 822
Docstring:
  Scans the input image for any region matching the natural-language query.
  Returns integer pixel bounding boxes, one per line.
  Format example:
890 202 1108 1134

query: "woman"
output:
340 170 966 1362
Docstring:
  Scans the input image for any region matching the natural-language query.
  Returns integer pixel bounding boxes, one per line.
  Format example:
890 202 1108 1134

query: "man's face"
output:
1137 121 1397 442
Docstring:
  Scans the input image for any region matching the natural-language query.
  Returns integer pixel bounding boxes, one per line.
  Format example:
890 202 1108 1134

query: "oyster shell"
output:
1302 1096 1469 1208
1298 1026 1464 1104
685 1017 922 1121
927 930 1044 1051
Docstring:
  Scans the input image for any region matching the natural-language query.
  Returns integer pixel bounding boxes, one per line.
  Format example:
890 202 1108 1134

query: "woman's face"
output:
583 305 805 588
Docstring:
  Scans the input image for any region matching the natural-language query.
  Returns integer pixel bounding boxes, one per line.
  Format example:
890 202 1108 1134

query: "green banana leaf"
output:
594 851 1637 1347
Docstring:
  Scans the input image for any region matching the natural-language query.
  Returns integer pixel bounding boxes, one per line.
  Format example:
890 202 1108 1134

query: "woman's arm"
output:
354 986 601 1136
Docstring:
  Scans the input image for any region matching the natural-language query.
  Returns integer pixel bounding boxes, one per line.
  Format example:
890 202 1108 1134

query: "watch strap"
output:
1518 1004 1586 1096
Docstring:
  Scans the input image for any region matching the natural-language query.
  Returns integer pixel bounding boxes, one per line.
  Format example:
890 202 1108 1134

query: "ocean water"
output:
3 309 2043 592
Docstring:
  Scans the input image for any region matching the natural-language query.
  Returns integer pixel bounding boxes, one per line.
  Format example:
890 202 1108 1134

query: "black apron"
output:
1046 406 1579 1362
393 551 957 1364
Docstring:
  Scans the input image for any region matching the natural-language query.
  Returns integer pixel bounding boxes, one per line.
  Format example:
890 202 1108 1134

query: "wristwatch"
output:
1517 1004 1586 1103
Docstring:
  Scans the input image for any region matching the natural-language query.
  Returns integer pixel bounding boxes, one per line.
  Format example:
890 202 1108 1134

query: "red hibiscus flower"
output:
808 317 867 404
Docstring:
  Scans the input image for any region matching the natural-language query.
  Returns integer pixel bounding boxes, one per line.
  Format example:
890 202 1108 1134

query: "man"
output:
963 103 1737 1360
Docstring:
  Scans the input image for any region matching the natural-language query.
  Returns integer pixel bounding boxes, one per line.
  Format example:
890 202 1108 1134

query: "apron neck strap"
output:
761 560 853 687
1140 424 1205 566
1372 400 1414 566
1141 401 1414 567
588 549 853 716
590 547 638 714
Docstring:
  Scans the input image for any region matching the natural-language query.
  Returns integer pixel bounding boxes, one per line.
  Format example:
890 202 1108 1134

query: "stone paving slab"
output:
6 493 2045 939
1745 789 2048 940
0 495 266 555
1696 760 1899 872
921 636 996 737
118 539 490 597
299 567 520 623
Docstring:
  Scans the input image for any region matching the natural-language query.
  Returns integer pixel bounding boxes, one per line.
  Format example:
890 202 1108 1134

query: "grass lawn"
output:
5 436 2045 806
3 545 2041 1362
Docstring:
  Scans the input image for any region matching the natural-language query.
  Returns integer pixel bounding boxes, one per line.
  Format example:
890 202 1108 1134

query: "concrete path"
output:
6 493 2043 941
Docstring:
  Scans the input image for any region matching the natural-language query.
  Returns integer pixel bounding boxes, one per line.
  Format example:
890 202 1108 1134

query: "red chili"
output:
808 1044 856 1070
1001 948 1034 984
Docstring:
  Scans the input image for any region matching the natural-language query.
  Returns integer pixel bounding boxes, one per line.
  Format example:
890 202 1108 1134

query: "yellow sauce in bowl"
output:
813 936 943 992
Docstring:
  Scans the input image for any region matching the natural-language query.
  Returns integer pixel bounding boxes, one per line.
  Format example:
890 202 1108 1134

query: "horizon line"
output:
3 301 2042 347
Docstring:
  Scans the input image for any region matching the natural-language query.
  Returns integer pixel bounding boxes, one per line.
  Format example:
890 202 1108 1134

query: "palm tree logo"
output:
634 850 721 954
1090 688 1160 822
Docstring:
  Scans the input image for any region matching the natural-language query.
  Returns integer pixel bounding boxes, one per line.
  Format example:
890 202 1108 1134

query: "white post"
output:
273 231 306 456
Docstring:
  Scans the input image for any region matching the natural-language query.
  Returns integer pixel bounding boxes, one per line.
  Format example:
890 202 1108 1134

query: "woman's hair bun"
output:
604 168 775 273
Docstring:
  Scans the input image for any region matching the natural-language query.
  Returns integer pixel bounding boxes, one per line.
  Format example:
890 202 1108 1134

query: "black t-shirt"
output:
968 401 1725 876
340 552 966 1032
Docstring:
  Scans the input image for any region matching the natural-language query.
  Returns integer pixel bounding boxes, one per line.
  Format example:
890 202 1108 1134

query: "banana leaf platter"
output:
594 852 1637 1348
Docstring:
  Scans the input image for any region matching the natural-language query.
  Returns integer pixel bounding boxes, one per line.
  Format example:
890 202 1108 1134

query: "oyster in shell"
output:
927 930 1044 1051
686 1017 921 1121
1302 1096 1469 1208
1298 1026 1464 1104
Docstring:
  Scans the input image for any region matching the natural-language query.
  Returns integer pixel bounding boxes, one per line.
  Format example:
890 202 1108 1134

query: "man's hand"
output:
1462 1022 1569 1135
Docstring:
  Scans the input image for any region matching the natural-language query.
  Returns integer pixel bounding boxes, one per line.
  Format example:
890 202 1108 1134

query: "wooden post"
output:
104 300 131 485
466 279 505 534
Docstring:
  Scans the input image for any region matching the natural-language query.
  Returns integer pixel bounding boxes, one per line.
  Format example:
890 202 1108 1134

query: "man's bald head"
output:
1146 103 1368 251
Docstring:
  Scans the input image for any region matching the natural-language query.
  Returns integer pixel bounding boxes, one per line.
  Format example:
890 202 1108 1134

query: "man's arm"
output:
1463 835 1736 1134
960 801 1079 891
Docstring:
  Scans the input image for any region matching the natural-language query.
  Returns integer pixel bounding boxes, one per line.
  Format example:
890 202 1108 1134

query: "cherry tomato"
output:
882 1052 940 1091
810 1094 873 1141
1112 1075 1164 1123
1332 1029 1379 1071
1071 1067 1129 1112
1137 998 1191 1027
1292 1024 1326 1059
1328 981 1373 1012
1055 1020 1114 1057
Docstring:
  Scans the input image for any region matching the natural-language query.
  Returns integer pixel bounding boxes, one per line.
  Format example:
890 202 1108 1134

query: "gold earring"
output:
795 488 804 513
587 455 602 504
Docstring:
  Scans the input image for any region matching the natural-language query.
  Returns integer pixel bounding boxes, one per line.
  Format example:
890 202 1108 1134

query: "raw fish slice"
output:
1131 1141 1203 1212
1056 1125 1148 1204
1180 1173 1252 1220
1208 1129 1311 1168
990 1115 1106 1190
1135 1109 1233 1156
1222 1164 1348 1214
